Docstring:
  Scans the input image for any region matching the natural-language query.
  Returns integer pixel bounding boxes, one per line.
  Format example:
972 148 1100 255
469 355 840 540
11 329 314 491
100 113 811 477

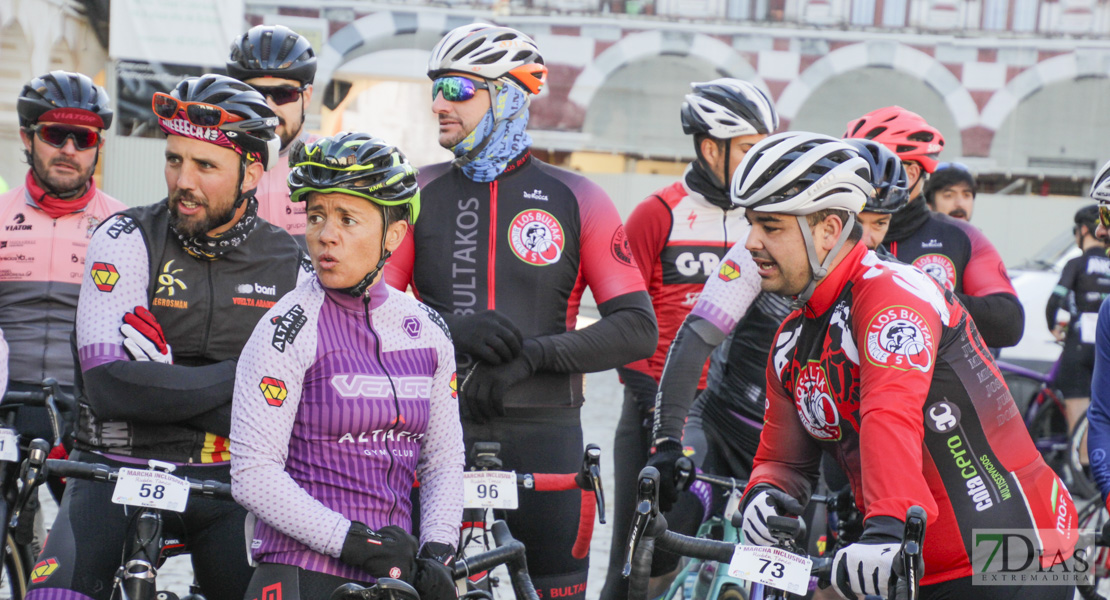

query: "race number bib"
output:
728 545 812 596
1081 312 1099 344
463 471 519 510
0 429 18 462
111 468 190 512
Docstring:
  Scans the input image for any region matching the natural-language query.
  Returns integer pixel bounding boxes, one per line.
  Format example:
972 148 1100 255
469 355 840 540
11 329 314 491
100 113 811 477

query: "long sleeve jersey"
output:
230 277 464 580
749 243 1075 585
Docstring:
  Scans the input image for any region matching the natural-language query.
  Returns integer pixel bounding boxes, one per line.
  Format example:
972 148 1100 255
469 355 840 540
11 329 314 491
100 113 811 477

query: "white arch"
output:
567 30 765 111
776 40 979 129
980 53 1109 131
314 10 479 92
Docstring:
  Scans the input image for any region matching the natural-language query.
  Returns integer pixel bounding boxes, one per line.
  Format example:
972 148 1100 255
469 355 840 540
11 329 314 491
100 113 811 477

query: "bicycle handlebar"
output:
40 458 233 499
332 520 539 600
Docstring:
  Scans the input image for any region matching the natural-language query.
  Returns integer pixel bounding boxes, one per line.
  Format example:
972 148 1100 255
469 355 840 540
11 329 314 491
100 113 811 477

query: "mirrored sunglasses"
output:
152 93 242 128
431 76 490 102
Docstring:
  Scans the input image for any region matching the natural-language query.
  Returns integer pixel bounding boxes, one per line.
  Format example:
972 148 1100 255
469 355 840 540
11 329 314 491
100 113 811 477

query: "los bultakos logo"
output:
508 209 564 266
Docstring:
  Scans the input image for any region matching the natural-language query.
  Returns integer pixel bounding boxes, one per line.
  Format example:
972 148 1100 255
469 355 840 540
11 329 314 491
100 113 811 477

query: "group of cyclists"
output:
1 16 1109 600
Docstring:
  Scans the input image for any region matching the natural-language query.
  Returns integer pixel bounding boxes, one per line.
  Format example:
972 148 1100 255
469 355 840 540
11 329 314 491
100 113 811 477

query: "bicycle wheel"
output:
3 532 31 600
1027 391 1070 478
1070 413 1101 501
1078 501 1110 600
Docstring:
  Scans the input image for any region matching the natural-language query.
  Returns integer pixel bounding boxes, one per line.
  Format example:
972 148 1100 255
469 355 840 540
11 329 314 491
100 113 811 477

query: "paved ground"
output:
31 369 628 600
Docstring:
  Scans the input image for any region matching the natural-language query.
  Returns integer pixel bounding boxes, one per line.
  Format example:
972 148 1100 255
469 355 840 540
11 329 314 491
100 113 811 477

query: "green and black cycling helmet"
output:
288 132 421 223
843 138 909 214
17 70 113 129
227 25 317 85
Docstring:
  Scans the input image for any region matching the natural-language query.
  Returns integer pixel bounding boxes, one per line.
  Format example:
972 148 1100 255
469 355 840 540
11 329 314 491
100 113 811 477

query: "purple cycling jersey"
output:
230 276 464 580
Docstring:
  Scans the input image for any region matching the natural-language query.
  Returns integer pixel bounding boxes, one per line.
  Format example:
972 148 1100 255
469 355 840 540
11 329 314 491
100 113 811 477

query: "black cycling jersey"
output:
1047 246 1110 397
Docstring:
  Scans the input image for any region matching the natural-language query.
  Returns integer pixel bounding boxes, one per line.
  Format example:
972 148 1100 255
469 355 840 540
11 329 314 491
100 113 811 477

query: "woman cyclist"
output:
230 133 464 600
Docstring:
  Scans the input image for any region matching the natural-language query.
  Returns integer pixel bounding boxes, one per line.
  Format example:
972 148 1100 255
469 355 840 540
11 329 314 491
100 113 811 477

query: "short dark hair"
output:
805 208 863 243
383 204 411 225
693 133 724 161
924 167 976 205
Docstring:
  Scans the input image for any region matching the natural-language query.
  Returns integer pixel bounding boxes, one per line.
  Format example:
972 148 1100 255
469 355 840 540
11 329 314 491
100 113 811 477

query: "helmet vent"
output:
453 39 486 61
474 51 506 65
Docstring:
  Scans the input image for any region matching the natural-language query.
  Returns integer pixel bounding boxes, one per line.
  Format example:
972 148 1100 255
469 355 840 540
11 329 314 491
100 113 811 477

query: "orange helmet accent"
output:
507 63 548 95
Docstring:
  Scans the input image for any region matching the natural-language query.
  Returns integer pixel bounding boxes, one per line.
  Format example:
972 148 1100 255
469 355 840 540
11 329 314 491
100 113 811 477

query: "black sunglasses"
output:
30 124 100 150
251 84 308 106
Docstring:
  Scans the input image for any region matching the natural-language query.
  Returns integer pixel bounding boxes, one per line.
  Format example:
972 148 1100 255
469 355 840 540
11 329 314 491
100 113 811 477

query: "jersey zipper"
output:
487 180 497 310
364 296 403 523
199 262 215 354
42 219 58 380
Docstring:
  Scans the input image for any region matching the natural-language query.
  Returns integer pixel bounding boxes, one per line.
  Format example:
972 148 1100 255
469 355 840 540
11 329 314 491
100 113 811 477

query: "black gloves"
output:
645 439 687 512
339 522 418 581
458 341 539 423
445 310 523 365
413 542 457 600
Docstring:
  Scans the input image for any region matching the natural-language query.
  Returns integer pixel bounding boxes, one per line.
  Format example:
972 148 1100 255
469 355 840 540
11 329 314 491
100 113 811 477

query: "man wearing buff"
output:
27 74 310 600
387 24 657 600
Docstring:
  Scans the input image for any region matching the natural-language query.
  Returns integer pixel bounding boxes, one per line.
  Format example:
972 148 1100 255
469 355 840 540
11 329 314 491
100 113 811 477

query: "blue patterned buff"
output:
452 80 533 183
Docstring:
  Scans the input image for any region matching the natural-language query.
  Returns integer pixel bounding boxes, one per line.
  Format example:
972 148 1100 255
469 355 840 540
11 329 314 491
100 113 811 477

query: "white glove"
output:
832 541 900 600
740 486 804 547
120 306 173 364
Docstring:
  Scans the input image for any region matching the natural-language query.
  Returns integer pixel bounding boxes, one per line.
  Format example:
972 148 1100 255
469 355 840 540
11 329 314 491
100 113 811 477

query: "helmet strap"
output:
792 213 855 309
343 206 392 298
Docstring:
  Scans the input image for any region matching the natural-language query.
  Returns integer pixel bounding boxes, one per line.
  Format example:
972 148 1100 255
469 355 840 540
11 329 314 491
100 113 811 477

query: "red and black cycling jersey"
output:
386 153 650 408
749 243 1076 585
624 176 747 387
885 211 1015 298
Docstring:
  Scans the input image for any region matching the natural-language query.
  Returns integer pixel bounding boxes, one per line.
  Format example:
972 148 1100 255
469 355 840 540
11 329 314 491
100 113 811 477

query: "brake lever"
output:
41 378 64 448
10 438 50 529
899 506 927 600
622 466 660 578
583 444 606 524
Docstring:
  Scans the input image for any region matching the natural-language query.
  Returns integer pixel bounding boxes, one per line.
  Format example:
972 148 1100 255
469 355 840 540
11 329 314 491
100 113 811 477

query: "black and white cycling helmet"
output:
732 132 873 215
18 70 113 129
427 23 548 95
732 132 873 307
1090 159 1110 204
681 79 777 139
159 74 280 171
843 139 909 214
227 25 317 85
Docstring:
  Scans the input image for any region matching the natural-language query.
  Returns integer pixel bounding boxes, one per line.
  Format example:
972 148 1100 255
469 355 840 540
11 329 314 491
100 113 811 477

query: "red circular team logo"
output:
865 307 934 372
509 209 564 266
794 362 841 441
912 254 956 291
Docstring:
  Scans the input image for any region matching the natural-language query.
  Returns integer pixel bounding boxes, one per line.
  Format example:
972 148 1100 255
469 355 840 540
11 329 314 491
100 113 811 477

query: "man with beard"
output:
0 71 125 493
26 74 310 600
845 106 1023 349
227 24 319 246
924 162 977 222
387 24 657 600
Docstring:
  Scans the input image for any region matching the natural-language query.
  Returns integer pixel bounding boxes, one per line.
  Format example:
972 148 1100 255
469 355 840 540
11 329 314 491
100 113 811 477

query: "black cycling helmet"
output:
288 132 421 223
681 78 778 139
159 74 280 170
1076 204 1100 236
843 139 909 214
227 25 317 85
289 133 420 297
18 70 113 129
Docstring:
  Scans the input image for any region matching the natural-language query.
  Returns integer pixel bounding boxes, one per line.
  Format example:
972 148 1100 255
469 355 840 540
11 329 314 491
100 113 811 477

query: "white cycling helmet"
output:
1090 158 1110 203
427 23 548 95
681 79 778 139
733 132 874 308
732 132 873 215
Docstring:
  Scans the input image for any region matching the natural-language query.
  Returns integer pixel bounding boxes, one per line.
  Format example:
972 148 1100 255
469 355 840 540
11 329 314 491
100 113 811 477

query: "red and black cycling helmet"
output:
17 70 113 130
227 25 317 85
844 106 945 174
